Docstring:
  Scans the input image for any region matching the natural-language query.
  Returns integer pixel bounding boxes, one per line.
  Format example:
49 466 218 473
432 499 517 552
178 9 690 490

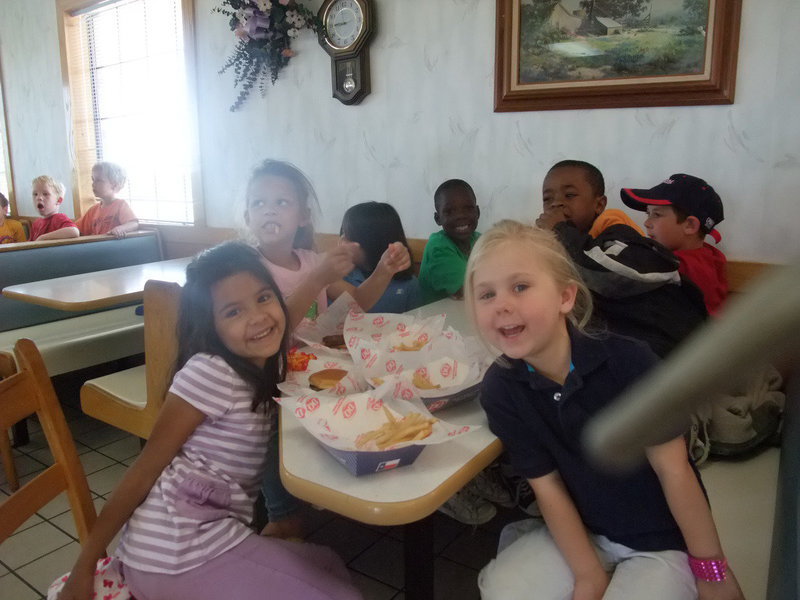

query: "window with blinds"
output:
64 0 195 225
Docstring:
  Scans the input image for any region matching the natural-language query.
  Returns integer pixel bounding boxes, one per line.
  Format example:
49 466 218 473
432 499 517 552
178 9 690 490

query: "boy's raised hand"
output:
377 241 411 276
536 205 568 230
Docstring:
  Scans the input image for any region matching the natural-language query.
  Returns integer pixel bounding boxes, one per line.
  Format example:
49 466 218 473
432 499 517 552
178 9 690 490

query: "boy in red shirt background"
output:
622 173 728 316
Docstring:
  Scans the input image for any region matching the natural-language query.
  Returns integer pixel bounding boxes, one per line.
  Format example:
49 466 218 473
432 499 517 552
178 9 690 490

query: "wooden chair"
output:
0 352 19 490
81 280 181 439
0 338 96 544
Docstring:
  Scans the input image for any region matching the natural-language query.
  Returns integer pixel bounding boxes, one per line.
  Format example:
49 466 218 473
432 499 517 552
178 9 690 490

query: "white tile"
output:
702 448 779 600
0 560 7 577
77 450 116 476
50 497 106 539
0 573 41 600
95 436 141 462
0 521 73 569
86 464 129 496
25 441 91 466
16 541 81 595
75 425 130 450
0 454 46 486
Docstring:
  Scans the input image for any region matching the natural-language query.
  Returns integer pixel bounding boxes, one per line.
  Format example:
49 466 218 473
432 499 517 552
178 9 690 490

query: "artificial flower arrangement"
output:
216 0 319 111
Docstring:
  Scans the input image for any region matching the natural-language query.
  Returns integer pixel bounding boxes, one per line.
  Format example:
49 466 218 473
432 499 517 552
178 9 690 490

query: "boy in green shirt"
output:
418 179 481 305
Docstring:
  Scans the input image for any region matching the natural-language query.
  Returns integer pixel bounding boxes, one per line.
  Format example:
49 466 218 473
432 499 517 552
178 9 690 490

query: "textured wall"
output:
2 0 799 261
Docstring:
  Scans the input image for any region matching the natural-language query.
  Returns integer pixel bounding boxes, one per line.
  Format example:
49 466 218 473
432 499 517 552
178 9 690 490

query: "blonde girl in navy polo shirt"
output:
465 221 743 600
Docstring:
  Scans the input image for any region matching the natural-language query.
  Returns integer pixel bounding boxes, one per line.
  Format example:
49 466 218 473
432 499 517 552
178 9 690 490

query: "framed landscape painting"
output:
494 0 742 111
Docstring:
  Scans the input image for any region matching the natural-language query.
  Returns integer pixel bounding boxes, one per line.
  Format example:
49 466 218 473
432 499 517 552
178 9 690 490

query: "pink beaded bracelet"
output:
688 556 728 582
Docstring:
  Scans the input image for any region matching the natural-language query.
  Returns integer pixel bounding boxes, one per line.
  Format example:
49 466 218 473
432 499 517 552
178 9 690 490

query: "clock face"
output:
324 0 364 50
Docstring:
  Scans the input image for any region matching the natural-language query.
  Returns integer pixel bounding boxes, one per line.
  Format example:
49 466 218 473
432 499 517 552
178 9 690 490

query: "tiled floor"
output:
0 367 781 600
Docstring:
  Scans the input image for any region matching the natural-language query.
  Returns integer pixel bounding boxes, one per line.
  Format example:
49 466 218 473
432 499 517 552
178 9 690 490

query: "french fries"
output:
412 371 440 390
393 339 427 351
355 406 437 450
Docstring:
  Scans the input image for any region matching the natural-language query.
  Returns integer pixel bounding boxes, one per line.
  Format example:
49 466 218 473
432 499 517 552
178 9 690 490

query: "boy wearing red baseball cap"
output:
622 174 728 316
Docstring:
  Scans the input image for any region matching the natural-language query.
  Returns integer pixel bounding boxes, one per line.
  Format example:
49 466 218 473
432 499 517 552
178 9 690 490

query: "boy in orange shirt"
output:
0 192 27 243
76 162 138 238
535 159 706 358
29 176 79 241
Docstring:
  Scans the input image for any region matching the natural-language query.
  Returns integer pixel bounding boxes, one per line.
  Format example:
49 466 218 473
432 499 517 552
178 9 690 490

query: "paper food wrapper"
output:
293 293 361 355
279 351 369 397
342 309 490 409
276 382 477 453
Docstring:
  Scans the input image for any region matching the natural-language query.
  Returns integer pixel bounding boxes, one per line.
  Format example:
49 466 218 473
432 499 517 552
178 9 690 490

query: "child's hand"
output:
108 225 128 238
57 567 94 600
696 571 745 600
316 243 357 285
376 241 411 276
572 569 609 600
536 206 568 230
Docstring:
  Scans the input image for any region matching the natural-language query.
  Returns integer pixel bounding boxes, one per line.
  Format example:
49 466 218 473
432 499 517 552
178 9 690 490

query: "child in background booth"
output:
340 202 421 313
29 175 79 241
418 179 481 305
0 191 26 243
466 220 743 600
621 174 728 316
244 159 410 540
75 162 138 238
57 242 361 600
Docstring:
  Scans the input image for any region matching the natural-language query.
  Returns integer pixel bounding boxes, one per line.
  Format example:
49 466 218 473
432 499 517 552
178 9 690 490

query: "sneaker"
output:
438 489 497 525
509 476 541 517
465 468 515 507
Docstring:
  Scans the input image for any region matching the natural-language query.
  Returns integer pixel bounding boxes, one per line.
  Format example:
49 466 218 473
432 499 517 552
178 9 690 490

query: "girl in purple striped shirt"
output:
59 242 361 600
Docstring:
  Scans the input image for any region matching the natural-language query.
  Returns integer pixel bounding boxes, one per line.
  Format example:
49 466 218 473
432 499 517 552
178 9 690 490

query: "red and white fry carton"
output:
343 307 490 412
275 382 478 476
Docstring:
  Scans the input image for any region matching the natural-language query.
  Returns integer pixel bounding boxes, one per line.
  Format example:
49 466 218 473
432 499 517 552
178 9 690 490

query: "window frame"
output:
0 59 17 215
56 0 205 227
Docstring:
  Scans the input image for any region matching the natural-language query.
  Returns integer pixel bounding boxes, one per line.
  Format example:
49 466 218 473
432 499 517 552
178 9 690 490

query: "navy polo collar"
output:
503 324 610 389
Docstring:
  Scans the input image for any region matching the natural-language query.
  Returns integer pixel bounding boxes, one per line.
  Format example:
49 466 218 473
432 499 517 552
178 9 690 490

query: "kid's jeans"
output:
122 534 362 600
479 519 696 600
262 416 304 521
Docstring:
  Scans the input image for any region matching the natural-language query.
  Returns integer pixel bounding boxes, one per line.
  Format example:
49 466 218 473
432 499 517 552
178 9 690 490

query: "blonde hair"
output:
92 162 127 190
464 220 593 347
32 175 66 198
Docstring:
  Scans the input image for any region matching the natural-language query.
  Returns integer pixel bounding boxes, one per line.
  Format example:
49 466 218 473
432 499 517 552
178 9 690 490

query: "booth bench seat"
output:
0 232 161 374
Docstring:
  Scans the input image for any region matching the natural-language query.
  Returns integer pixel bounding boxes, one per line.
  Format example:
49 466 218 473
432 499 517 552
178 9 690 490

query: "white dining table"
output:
1 257 191 311
280 297 502 600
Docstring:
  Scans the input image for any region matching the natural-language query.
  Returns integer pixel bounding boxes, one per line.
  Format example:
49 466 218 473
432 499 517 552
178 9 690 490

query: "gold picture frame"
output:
495 0 742 112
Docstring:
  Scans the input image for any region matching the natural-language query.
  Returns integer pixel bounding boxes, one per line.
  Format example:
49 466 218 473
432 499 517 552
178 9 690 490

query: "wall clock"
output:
318 0 375 105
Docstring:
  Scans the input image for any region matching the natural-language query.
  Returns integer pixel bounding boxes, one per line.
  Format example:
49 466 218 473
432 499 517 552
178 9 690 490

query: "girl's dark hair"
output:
340 202 414 280
246 159 318 250
175 241 289 412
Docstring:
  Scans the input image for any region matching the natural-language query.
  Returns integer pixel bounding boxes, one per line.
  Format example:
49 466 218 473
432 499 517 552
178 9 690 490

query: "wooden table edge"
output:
1 288 143 312
279 438 503 526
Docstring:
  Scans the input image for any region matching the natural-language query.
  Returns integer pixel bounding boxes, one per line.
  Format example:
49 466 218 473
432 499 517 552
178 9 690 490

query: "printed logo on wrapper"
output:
386 359 397 373
372 316 386 327
361 348 371 361
348 335 359 348
367 396 383 411
334 382 346 395
372 333 382 341
427 400 447 412
325 361 338 368
295 407 306 419
342 401 357 419
440 363 453 378
305 397 320 412
396 322 407 332
349 309 364 321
